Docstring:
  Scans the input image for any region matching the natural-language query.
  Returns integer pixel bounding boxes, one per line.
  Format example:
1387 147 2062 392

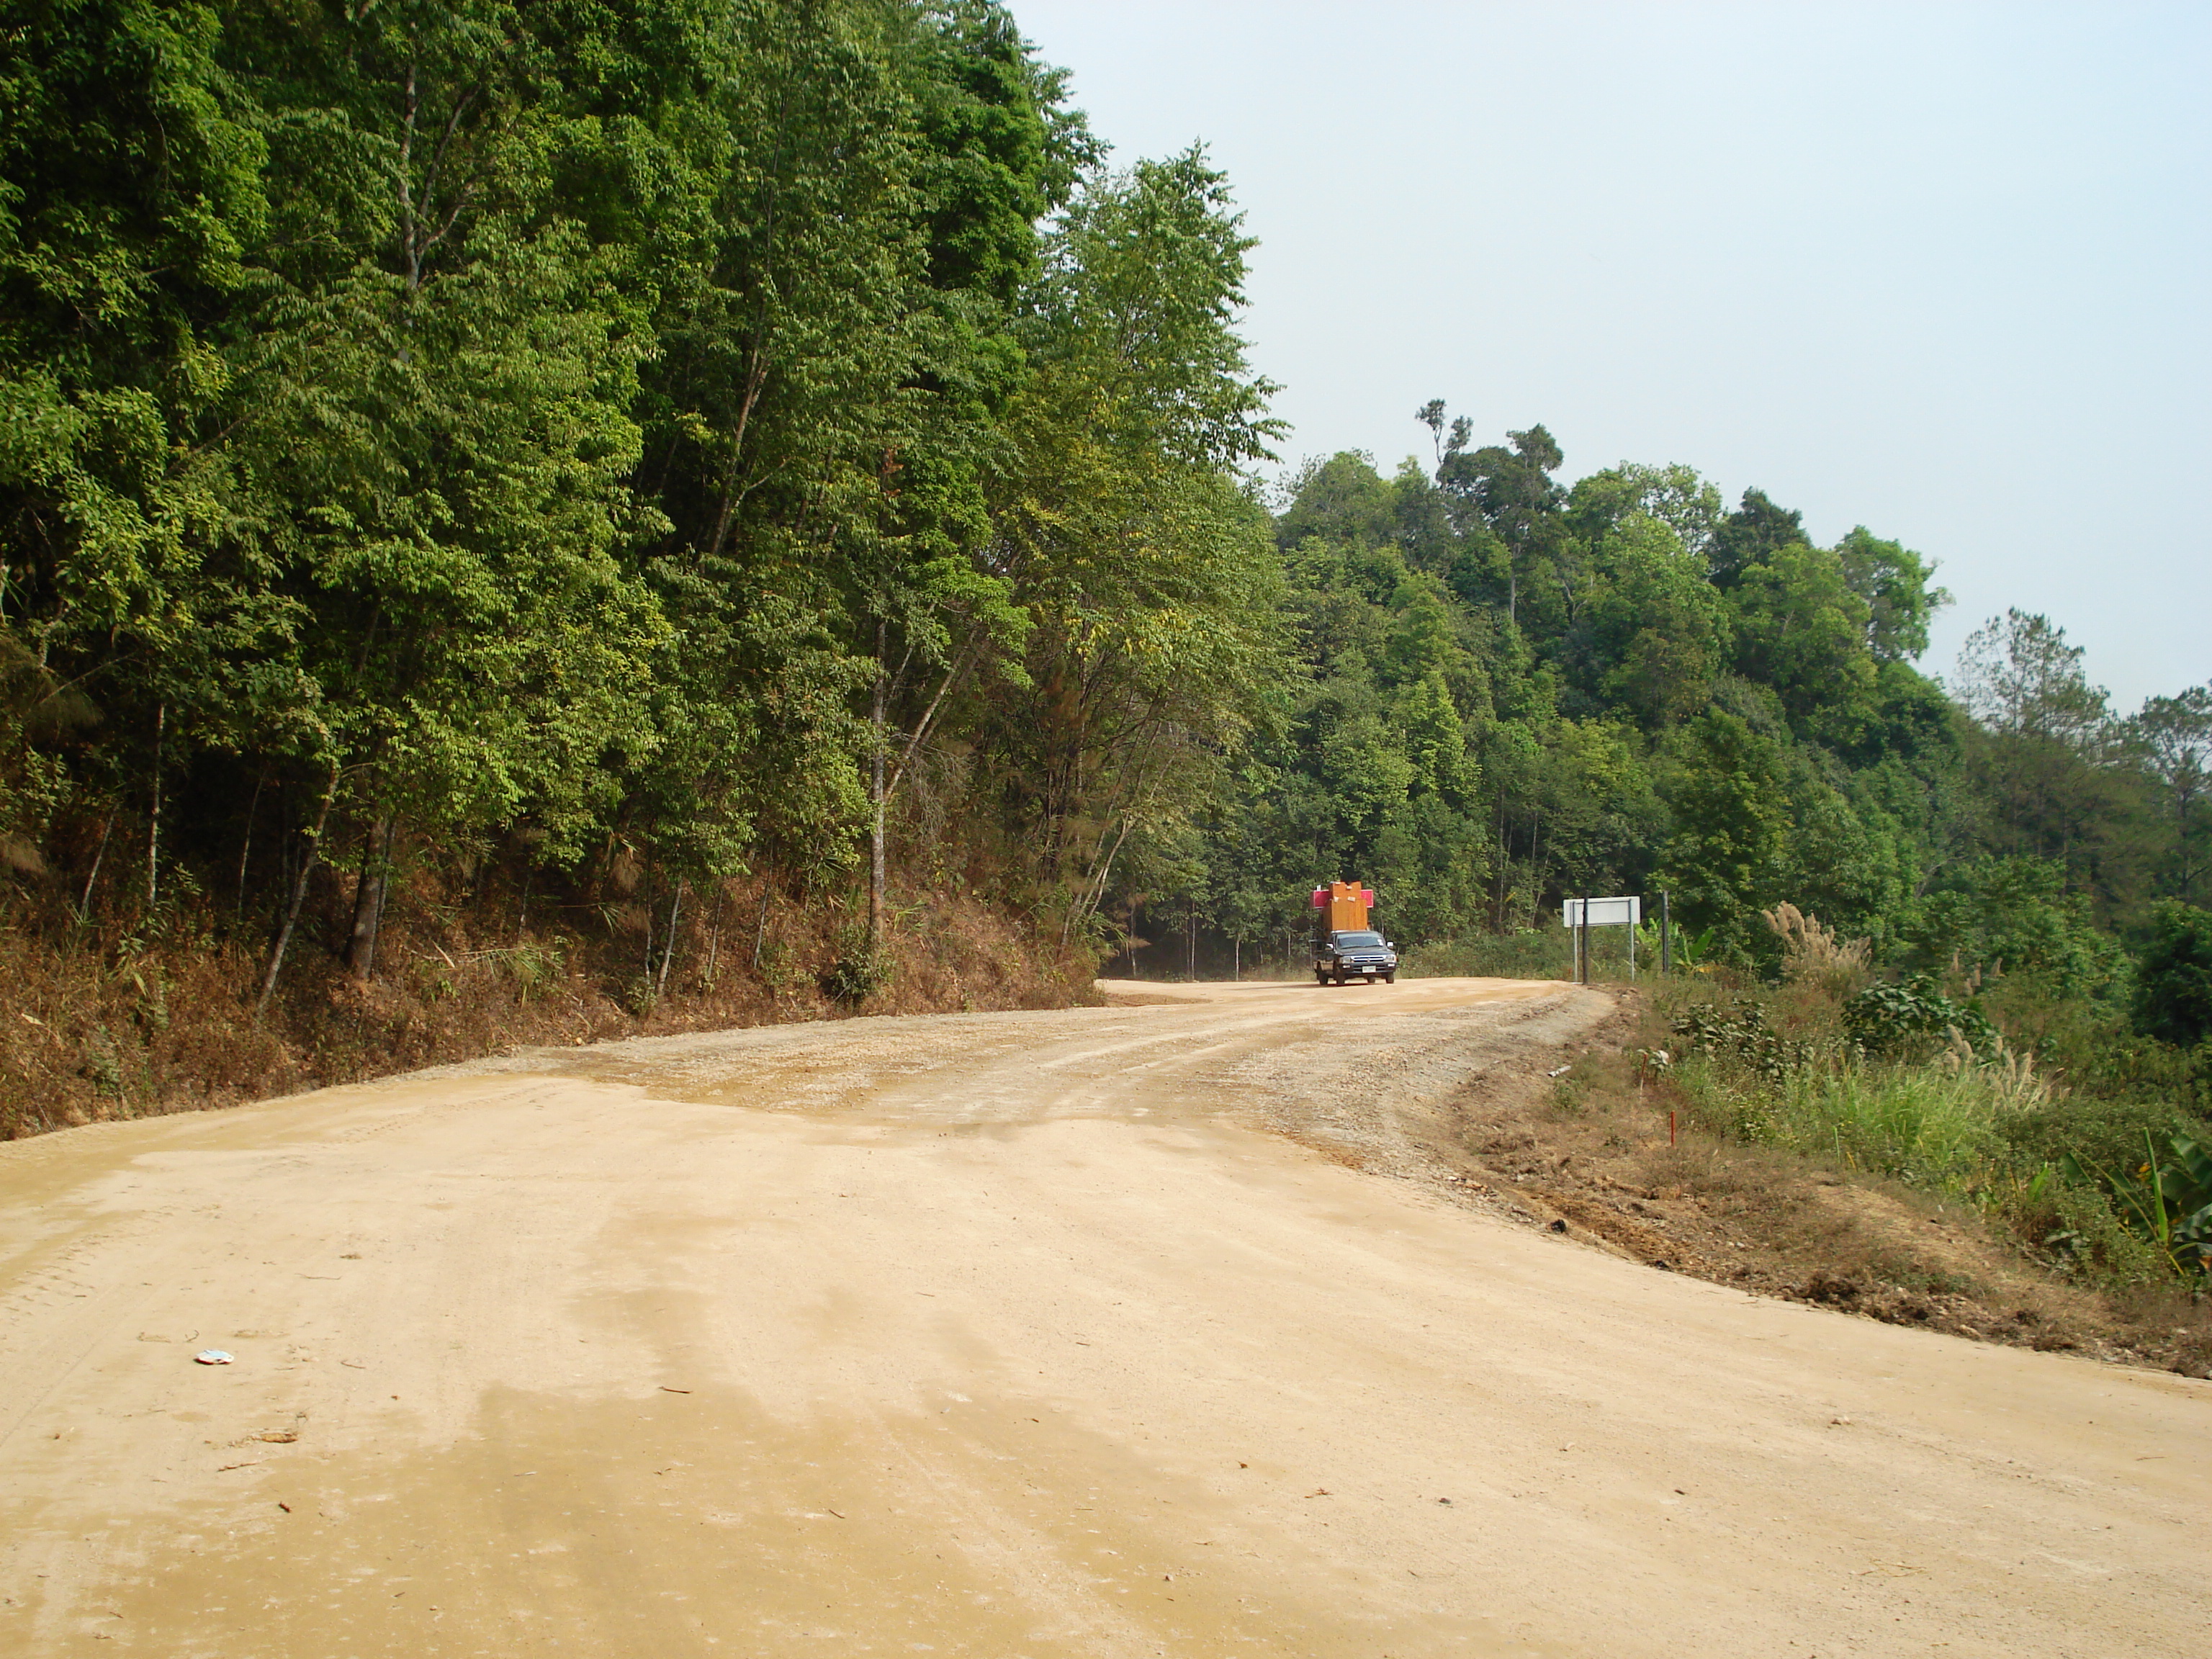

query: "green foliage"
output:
2056 1130 2212 1278
1735 1062 2020 1191
1 1 1271 990
1671 999 1815 1087
1155 422 1974 974
1843 977 1995 1060
1797 1066 2010 1188
2134 902 2212 1048
2130 685 2212 903
1400 930 1571 981
1999 1092 2199 1193
1729 539 1876 742
0 0 277 777
1895 856 2126 997
2136 1133 2212 1274
1952 610 2138 896
2002 1167 2167 1287
4 0 2210 1206
1835 526 1945 664
820 928 891 1004
1665 953 2211 1290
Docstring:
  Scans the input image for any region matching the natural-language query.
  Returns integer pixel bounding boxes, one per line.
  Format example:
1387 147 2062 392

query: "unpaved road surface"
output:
1 977 2203 1657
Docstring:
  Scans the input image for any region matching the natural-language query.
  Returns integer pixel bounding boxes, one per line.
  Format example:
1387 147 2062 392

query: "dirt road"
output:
1 978 2203 1657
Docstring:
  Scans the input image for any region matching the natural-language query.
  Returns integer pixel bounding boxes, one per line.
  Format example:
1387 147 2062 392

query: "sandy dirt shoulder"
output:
0 976 2203 1657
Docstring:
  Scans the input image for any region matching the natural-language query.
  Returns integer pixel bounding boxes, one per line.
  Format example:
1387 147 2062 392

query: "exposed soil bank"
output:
1428 989 2212 1382
1 882 1087 1140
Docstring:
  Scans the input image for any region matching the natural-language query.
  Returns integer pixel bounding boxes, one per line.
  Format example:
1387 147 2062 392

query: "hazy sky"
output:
1013 1 2210 711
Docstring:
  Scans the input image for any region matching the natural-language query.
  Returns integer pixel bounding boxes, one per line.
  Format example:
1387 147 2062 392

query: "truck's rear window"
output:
1332 931 1383 947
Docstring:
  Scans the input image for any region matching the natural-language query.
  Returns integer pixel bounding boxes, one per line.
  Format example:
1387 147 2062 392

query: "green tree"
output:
1835 526 1945 663
1709 486 1804 588
1655 708 1793 959
1897 855 2124 997
222 0 671 978
1954 610 2139 902
1727 539 1877 744
1436 422 1565 631
0 0 276 911
2132 685 2212 903
1573 508 1724 729
2135 902 2212 1048
984 148 1285 940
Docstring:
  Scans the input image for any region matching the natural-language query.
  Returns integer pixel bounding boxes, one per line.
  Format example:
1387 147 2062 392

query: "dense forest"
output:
1160 434 2212 992
1 0 1282 1051
2 0 2208 1252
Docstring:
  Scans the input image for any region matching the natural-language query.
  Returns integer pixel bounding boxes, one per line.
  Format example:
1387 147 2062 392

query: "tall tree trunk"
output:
257 765 338 1022
703 886 724 987
145 702 164 914
657 880 686 997
236 770 266 922
346 813 395 979
80 812 114 917
868 622 886 958
1529 813 1545 932
1063 813 1133 948
1493 791 1508 932
884 635 975 802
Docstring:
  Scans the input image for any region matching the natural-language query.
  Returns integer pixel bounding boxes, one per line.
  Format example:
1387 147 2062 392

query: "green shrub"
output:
1671 999 1815 1084
820 920 889 1002
1843 976 1995 1059
2083 1130 2212 1277
1995 1170 2167 1288
1893 855 2126 998
1403 930 1574 981
1668 950 2212 1287
1981 971 2205 1108
819 955 884 1003
2134 902 2212 1048
1998 1092 2197 1179
81 1024 125 1100
1671 1053 1780 1144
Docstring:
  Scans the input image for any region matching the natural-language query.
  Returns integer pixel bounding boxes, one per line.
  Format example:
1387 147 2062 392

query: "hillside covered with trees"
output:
1155 430 2211 999
2 0 1286 1078
3 0 2208 1235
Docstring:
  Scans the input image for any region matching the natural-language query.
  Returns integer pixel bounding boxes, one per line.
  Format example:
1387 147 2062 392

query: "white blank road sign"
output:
1562 896 1641 927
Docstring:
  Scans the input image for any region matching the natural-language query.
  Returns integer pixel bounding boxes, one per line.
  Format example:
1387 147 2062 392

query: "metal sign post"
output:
1563 896 1642 984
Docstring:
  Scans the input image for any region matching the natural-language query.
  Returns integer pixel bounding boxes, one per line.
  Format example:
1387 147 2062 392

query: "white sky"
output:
1012 0 2211 711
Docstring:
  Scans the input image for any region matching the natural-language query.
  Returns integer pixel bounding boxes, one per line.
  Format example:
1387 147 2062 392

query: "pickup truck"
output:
1315 928 1398 985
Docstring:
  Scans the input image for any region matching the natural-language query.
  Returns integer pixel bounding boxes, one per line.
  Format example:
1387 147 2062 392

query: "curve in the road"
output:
0 977 2202 1658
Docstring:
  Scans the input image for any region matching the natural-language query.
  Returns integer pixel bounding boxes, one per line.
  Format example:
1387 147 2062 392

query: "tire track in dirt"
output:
0 977 2203 1658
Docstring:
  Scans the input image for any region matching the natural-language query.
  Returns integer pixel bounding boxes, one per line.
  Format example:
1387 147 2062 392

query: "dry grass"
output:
1761 902 1874 999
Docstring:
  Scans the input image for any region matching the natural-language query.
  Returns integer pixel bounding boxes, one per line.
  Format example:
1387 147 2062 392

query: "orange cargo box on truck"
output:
1310 881 1375 932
